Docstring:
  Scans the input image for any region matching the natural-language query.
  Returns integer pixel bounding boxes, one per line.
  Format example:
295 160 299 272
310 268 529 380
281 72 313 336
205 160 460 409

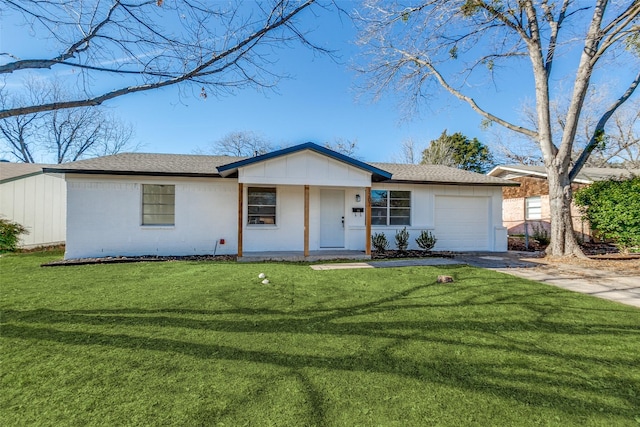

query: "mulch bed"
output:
43 250 451 267
370 250 454 260
508 237 627 257
42 254 236 267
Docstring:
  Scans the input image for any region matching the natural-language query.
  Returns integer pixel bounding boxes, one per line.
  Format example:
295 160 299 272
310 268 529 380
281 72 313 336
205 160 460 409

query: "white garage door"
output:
435 196 490 251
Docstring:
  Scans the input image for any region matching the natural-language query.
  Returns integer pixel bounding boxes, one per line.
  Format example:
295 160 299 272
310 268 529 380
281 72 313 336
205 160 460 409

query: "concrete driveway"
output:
456 252 640 308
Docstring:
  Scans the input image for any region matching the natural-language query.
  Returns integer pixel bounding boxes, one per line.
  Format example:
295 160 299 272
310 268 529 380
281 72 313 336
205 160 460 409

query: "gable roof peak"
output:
216 141 393 180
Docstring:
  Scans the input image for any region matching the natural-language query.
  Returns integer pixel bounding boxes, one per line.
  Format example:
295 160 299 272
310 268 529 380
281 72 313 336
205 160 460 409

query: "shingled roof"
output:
43 153 242 177
0 162 57 183
43 151 517 186
371 163 517 186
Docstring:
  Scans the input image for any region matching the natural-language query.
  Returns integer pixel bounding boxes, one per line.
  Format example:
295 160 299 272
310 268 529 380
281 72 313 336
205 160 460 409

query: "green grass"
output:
1 251 639 426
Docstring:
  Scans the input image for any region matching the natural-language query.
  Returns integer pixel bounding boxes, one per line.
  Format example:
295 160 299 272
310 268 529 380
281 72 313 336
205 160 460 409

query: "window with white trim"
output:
248 187 276 225
142 184 175 225
525 196 542 220
371 190 411 226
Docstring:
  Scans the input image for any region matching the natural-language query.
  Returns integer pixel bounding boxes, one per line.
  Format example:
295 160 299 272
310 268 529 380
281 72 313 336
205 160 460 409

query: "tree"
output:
0 0 321 119
583 101 640 168
324 138 360 157
391 138 422 164
492 97 639 167
0 79 137 163
421 130 494 173
196 131 273 157
356 0 640 257
574 176 640 251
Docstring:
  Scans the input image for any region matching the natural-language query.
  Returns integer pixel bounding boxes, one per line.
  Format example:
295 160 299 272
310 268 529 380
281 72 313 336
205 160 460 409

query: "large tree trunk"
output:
545 168 584 258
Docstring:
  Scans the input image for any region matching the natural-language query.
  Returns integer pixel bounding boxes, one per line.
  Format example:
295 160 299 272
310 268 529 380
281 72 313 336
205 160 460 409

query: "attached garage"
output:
435 196 490 251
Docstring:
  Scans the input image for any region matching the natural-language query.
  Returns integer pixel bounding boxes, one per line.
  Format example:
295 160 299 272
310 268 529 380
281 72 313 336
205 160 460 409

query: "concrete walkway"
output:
310 252 640 309
310 257 463 270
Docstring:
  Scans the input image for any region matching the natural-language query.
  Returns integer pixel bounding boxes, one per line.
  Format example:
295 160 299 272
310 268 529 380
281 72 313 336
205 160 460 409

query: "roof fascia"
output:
379 179 520 187
42 168 223 179
0 170 44 184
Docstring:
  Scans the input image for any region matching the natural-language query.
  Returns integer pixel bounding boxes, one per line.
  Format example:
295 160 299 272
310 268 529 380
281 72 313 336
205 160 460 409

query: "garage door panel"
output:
435 196 489 251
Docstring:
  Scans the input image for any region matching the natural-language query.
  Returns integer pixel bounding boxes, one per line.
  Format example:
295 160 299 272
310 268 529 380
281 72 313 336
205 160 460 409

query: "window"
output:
525 196 542 220
371 190 411 226
248 187 276 225
142 184 175 225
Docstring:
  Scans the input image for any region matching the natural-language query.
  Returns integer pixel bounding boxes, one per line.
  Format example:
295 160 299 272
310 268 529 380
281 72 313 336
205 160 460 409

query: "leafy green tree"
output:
421 131 494 173
574 176 640 252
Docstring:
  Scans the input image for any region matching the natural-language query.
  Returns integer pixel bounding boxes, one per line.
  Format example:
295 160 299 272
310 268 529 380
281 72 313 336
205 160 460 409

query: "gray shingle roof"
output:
488 165 640 183
43 153 243 177
371 163 517 186
43 152 516 186
0 162 56 183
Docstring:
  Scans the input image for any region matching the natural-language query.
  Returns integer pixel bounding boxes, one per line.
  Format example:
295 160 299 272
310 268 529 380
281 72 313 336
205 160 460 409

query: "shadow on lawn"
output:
3 280 640 423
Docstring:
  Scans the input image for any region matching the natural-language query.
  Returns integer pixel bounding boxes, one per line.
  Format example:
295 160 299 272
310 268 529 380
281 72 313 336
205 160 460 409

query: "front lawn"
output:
1 251 639 426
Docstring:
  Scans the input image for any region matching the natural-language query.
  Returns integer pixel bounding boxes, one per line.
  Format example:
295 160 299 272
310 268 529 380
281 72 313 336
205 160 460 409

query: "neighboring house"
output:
0 162 66 248
45 142 517 260
488 165 639 240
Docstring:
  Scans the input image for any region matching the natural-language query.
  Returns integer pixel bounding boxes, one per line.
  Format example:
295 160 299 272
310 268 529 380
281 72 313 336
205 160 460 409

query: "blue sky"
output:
1 2 635 163
100 7 500 162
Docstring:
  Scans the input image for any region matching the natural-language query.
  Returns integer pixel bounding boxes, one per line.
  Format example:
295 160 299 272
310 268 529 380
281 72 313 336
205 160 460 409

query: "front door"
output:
320 189 345 248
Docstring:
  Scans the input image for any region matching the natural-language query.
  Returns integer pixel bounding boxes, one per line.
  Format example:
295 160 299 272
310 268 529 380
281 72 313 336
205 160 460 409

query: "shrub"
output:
574 176 640 252
531 224 550 246
371 232 389 252
415 230 437 251
395 227 410 252
0 217 28 252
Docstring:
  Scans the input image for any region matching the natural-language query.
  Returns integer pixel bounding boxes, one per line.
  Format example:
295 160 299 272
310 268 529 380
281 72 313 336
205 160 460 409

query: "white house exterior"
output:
0 162 66 248
46 143 516 260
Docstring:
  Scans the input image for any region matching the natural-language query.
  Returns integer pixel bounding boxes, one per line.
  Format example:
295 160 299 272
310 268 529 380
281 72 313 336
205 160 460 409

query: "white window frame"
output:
525 196 542 220
141 184 175 226
371 190 411 226
247 187 277 226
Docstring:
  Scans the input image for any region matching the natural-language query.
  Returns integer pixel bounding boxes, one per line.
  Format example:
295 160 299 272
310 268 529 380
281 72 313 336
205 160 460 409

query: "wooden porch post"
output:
365 187 371 255
237 183 243 257
304 185 310 257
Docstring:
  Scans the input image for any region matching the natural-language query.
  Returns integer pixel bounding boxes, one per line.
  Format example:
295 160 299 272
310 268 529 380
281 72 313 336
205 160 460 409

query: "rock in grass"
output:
437 275 454 283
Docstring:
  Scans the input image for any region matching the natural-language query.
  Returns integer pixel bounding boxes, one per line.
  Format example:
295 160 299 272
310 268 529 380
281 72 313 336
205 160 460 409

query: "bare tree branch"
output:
570 70 640 179
0 0 322 118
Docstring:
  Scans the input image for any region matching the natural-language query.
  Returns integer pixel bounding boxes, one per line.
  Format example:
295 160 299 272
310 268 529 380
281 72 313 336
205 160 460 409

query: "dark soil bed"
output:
508 237 623 257
42 254 236 267
370 250 454 260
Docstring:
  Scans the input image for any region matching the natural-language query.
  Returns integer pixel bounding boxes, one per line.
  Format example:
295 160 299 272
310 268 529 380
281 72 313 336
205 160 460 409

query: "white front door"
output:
320 189 345 248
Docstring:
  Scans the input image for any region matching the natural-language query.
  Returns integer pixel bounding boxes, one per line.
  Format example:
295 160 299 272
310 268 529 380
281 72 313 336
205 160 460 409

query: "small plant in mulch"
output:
395 227 410 252
531 224 550 245
371 232 389 253
415 230 437 251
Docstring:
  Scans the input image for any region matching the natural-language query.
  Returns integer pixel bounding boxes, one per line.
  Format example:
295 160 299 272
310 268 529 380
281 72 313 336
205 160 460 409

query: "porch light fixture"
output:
355 194 361 202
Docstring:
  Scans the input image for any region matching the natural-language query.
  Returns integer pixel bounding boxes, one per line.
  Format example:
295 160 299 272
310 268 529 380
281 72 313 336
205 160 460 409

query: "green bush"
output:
531 224 550 246
574 176 640 251
0 217 28 252
371 232 389 252
395 227 410 252
415 230 437 251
